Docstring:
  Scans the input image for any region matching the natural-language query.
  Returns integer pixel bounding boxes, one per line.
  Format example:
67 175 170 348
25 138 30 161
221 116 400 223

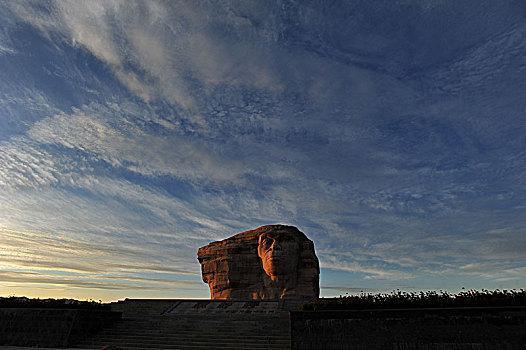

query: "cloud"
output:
5 1 283 110
320 286 378 293
417 20 526 96
0 270 200 291
320 252 415 281
0 43 15 56
2 98 246 192
0 139 59 188
0 228 198 274
0 227 204 297
23 102 248 185
1 0 525 297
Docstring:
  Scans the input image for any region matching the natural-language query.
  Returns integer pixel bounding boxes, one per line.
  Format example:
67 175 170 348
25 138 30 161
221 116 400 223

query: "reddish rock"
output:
197 225 319 300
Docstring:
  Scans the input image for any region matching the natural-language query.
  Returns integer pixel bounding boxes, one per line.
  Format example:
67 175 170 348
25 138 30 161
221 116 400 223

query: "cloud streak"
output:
0 270 200 291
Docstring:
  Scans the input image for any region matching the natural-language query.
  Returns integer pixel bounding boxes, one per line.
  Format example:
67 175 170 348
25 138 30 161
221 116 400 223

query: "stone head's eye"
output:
262 238 272 247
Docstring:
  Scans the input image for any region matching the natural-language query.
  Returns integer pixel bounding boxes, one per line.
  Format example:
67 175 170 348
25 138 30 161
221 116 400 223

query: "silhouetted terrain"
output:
302 289 526 310
0 296 109 310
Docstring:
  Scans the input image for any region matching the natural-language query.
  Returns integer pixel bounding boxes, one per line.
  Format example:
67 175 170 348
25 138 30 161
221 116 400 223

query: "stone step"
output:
103 322 289 333
75 339 290 349
75 336 290 349
103 325 289 332
74 315 291 350
105 324 287 330
93 332 289 341
118 318 288 323
95 331 289 339
115 317 289 327
84 332 289 340
101 327 288 335
75 346 290 350
108 323 288 330
75 345 289 350
77 339 290 348
116 319 289 324
77 339 289 347
102 331 287 336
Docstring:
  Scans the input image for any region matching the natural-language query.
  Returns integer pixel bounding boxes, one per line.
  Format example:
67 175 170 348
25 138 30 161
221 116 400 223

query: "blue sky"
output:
0 0 525 302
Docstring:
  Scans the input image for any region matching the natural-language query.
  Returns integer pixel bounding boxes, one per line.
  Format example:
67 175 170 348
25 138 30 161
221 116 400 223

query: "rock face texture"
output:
198 225 319 300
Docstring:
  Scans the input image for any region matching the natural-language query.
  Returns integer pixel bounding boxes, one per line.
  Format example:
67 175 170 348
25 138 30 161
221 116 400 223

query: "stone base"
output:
111 298 309 318
78 299 292 349
163 299 285 316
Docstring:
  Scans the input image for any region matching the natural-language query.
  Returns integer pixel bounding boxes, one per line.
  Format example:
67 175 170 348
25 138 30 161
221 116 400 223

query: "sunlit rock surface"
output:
198 225 319 300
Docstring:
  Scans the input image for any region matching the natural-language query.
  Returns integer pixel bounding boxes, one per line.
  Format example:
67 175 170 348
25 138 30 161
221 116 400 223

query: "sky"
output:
0 0 525 302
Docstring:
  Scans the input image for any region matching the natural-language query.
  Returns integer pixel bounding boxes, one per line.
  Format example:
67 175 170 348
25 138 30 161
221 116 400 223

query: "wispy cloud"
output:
321 254 415 281
0 270 200 291
0 227 204 298
320 286 378 293
0 228 199 275
0 44 15 56
23 102 250 185
1 0 525 298
5 1 282 111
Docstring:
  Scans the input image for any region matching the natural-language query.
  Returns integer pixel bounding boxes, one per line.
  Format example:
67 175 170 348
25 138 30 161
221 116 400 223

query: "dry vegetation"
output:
301 289 526 311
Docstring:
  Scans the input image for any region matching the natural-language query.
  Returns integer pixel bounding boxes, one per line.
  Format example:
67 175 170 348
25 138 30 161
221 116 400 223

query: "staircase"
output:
73 314 291 350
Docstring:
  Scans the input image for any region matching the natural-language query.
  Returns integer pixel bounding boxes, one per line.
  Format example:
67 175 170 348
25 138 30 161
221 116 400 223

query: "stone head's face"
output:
258 230 301 278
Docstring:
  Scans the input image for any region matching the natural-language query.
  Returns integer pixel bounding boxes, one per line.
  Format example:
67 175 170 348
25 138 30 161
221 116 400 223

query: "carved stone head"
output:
257 228 301 279
198 225 319 300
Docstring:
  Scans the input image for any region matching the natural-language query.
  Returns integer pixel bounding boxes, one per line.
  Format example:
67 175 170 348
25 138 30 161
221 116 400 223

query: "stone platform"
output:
4 300 522 349
163 298 308 316
0 308 121 348
111 298 306 318
73 299 293 349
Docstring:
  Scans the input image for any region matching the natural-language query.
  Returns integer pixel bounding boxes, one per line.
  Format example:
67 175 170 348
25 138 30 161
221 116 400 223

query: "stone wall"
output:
290 306 526 350
0 308 121 347
110 298 178 318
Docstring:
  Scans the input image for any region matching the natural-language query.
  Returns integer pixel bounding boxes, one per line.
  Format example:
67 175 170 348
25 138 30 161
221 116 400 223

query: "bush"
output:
0 296 110 310
301 289 526 311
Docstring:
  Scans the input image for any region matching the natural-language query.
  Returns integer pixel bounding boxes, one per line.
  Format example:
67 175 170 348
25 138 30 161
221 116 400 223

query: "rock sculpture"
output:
197 225 319 300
